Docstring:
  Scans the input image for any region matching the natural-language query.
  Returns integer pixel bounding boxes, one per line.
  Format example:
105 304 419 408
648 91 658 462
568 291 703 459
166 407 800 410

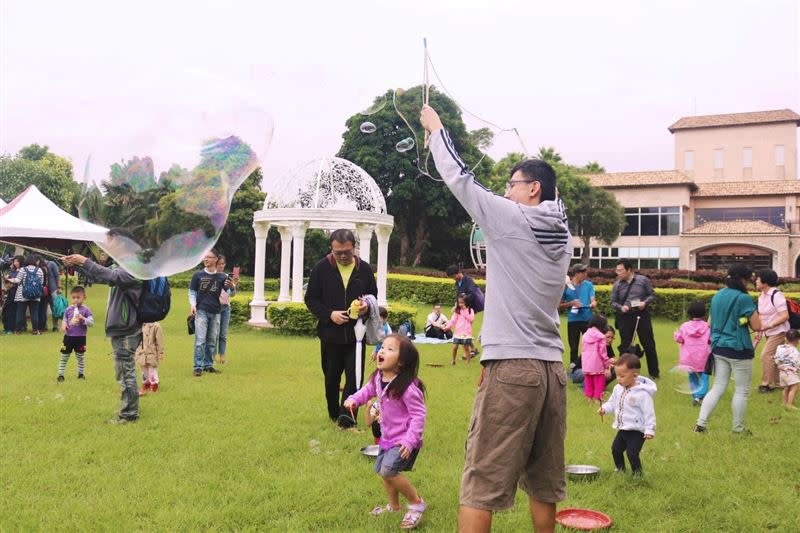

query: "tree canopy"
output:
0 144 79 210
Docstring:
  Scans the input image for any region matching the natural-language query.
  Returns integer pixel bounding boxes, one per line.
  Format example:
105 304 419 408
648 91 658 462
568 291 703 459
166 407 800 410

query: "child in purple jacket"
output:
57 286 94 382
674 301 711 405
345 334 427 530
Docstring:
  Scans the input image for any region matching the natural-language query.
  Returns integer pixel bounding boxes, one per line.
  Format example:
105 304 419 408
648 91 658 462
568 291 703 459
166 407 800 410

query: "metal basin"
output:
565 464 600 481
360 444 380 458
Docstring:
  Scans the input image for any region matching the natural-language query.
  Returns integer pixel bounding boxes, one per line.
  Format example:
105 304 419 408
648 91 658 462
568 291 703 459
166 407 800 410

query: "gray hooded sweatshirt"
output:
82 260 142 338
430 129 572 362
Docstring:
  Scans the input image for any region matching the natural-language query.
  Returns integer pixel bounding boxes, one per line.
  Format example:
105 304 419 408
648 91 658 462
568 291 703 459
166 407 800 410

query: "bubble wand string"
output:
0 239 66 260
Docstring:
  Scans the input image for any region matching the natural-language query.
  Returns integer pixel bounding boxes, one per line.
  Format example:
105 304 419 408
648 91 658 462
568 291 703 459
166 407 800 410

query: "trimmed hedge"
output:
266 303 319 335
168 272 279 292
591 285 800 322
385 273 485 306
175 272 474 308
229 295 252 325
586 267 800 288
262 301 418 336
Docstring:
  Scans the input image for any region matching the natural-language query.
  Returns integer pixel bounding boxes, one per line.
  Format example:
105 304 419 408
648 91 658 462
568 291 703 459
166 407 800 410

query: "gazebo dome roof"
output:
263 157 386 214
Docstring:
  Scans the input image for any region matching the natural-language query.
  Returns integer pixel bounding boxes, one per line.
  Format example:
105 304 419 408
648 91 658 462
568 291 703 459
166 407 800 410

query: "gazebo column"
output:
355 223 374 264
375 224 392 306
249 221 270 326
277 225 293 302
290 221 310 303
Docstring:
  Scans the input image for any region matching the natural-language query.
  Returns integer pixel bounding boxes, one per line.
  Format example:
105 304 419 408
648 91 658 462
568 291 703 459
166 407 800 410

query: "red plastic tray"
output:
555 508 612 530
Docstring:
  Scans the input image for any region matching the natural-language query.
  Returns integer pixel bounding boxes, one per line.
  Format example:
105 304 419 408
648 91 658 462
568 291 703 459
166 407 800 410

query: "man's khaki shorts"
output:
460 358 567 511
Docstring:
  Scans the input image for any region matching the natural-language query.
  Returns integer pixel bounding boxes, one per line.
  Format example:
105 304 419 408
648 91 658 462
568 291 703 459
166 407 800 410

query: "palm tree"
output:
537 146 562 163
583 161 606 173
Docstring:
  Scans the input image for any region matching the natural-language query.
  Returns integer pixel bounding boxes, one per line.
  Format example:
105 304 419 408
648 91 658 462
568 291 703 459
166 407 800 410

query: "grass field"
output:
1 286 798 532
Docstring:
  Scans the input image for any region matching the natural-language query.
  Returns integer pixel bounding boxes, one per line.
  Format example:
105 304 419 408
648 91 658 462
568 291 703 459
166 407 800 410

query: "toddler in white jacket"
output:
598 354 657 476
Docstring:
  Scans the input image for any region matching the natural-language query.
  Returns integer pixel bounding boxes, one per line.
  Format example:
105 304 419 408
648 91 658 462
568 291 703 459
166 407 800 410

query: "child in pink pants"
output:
582 315 611 402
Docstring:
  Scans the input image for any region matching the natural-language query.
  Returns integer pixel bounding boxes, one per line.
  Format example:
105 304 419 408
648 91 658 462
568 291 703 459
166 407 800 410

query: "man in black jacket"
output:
305 229 378 428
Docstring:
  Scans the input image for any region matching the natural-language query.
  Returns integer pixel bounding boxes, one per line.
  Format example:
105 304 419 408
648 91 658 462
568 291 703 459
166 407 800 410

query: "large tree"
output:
553 162 625 263
337 86 493 267
215 168 266 276
0 145 79 210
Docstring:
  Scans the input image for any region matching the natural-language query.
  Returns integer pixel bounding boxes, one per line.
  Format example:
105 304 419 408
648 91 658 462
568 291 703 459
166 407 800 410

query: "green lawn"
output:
1 287 798 532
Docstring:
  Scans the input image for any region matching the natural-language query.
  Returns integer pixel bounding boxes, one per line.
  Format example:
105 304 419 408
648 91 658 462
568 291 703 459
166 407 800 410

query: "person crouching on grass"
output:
598 354 657 476
344 334 427 530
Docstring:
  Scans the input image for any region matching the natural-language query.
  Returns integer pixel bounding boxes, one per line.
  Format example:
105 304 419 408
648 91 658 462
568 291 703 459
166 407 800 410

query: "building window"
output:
714 149 724 168
775 145 785 166
684 150 694 171
742 147 753 168
616 247 680 269
621 207 681 236
695 207 786 228
776 145 785 178
622 208 639 236
714 148 724 178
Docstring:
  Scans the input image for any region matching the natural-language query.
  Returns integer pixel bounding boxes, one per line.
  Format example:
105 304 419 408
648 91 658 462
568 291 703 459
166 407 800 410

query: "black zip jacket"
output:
304 254 378 344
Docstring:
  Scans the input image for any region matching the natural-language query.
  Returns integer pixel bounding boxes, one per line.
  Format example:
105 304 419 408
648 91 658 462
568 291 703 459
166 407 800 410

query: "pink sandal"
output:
400 499 426 529
370 504 400 516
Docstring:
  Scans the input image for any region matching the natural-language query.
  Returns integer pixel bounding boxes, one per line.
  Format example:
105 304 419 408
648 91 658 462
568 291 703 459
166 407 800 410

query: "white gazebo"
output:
249 157 394 326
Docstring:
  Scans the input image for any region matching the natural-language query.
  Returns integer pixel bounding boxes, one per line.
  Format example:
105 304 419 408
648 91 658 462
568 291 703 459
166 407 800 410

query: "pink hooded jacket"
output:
674 319 711 372
347 371 426 451
447 307 475 338
581 327 609 374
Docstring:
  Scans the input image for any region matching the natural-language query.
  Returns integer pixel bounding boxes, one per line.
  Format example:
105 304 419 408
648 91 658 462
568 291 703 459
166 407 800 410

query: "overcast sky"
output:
1 0 798 191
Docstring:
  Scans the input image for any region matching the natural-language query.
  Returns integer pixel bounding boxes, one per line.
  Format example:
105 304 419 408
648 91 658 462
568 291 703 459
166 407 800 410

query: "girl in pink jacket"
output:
582 315 611 402
345 334 427 529
445 294 475 365
674 301 711 405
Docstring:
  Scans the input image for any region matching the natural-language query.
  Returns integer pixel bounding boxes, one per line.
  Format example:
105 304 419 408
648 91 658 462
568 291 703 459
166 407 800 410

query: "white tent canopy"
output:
0 185 108 241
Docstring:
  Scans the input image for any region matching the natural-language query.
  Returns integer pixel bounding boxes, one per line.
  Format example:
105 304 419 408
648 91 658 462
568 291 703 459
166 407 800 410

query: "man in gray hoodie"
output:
421 106 571 533
63 252 142 424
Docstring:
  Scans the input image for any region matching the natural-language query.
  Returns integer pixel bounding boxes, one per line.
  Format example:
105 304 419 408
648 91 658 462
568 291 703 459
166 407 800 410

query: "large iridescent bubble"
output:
76 67 273 279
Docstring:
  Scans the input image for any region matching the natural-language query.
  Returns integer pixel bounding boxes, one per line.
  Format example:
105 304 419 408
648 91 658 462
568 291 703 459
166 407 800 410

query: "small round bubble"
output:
395 137 415 153
360 122 377 134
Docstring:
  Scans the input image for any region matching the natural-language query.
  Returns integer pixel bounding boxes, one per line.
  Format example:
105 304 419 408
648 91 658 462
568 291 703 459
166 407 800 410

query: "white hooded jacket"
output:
601 376 657 436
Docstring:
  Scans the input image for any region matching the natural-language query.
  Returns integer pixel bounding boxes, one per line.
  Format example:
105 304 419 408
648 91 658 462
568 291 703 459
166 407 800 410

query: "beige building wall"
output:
674 122 797 181
605 186 691 208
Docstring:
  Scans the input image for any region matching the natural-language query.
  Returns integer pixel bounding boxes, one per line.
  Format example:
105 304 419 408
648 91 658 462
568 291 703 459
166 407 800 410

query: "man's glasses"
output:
505 179 535 194
332 249 354 258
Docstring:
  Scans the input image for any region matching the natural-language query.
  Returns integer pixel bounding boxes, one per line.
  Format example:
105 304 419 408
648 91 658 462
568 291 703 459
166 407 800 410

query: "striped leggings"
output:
58 352 85 376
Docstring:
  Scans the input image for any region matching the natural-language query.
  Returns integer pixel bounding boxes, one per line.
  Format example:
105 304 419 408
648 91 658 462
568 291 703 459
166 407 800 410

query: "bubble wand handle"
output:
423 38 430 148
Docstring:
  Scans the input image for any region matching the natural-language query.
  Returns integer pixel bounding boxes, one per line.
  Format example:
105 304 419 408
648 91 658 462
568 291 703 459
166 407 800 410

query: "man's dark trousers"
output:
567 321 589 367
321 341 366 427
616 311 660 378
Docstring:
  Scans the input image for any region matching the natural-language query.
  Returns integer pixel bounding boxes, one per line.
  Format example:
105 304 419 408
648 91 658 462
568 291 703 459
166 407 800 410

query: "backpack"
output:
52 294 68 319
138 276 171 323
771 290 800 329
21 267 44 299
397 319 416 340
467 286 485 313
